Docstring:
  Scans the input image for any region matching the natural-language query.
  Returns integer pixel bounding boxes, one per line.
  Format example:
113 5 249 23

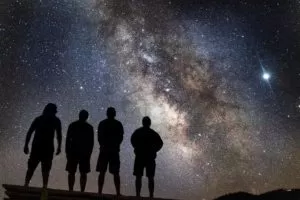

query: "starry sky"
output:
1 0 300 199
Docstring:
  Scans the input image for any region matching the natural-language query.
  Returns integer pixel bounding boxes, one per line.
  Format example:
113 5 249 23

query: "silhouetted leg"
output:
148 177 154 198
68 173 75 191
42 170 50 188
98 172 105 194
25 158 39 187
41 157 53 188
113 174 121 196
24 168 35 187
135 176 142 197
80 173 87 192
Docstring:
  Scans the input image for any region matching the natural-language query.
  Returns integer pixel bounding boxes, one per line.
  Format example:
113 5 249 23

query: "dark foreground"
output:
3 184 176 200
3 184 300 200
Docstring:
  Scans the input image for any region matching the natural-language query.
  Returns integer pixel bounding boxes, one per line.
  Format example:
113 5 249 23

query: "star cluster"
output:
1 0 300 199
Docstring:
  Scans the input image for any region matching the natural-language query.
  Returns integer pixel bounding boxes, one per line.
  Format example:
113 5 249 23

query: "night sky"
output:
1 0 300 199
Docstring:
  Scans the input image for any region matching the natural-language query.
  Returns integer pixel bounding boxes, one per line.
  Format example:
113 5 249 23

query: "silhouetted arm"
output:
119 122 124 145
98 122 104 146
88 126 94 157
65 124 72 156
154 132 163 152
56 119 62 155
24 118 37 154
131 130 137 148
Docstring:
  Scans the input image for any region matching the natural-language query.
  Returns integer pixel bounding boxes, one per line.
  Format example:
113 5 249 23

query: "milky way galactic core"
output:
1 0 300 199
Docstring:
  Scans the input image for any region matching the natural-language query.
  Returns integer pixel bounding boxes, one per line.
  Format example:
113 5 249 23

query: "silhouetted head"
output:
79 110 89 121
106 107 116 119
142 116 151 128
43 103 57 116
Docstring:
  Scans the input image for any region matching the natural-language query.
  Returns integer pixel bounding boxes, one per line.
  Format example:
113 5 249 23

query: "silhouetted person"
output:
65 110 94 192
24 103 62 188
96 107 124 196
131 116 163 198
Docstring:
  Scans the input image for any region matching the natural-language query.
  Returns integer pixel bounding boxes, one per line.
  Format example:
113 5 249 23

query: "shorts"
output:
96 151 120 174
133 157 156 178
66 155 91 173
28 151 53 173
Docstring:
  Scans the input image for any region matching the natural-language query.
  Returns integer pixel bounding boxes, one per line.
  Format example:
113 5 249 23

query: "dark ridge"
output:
214 189 300 200
214 192 254 200
259 189 300 200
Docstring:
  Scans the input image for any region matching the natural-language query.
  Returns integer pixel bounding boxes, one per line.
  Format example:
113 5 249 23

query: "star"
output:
262 72 271 81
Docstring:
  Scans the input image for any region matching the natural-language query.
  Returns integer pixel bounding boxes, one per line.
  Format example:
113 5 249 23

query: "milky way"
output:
1 1 300 199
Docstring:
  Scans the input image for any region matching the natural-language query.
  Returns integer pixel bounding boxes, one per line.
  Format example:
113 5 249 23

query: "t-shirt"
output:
98 118 124 152
30 115 61 154
66 120 94 157
131 127 163 159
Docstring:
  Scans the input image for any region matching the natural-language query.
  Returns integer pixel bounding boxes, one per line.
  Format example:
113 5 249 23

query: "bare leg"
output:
148 177 154 198
98 172 105 194
113 174 121 196
135 176 142 197
25 160 39 187
68 173 75 191
41 159 53 189
24 169 35 187
80 173 87 192
42 170 50 188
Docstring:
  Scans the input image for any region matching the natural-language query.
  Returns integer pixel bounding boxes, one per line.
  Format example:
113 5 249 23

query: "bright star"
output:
262 72 270 80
